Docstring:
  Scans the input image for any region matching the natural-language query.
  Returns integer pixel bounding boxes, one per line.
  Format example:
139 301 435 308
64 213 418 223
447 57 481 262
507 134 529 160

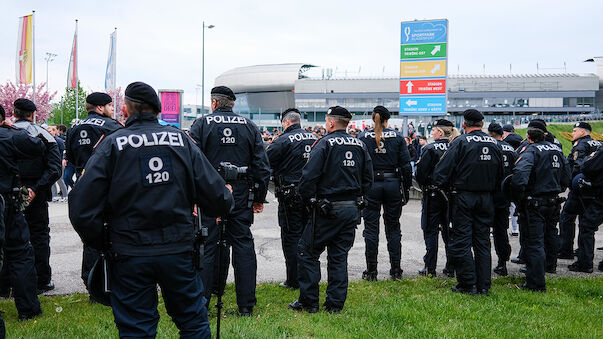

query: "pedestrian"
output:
432 109 503 295
11 99 62 294
510 120 570 291
357 106 411 281
189 86 270 316
289 106 373 313
266 108 317 289
69 81 234 338
415 119 459 277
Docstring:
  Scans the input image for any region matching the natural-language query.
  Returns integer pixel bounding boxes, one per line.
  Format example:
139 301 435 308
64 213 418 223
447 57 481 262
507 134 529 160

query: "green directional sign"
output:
401 43 447 59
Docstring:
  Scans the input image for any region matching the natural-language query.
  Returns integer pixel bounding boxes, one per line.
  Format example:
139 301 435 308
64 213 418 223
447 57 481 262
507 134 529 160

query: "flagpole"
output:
75 19 79 121
32 10 36 123
113 27 117 119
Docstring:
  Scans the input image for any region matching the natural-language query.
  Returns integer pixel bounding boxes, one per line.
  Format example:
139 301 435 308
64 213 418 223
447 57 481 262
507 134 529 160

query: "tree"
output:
48 83 87 127
106 87 126 124
0 81 56 121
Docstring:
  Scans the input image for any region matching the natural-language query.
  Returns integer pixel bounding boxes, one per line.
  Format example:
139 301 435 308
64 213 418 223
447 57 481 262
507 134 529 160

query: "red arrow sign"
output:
400 79 446 95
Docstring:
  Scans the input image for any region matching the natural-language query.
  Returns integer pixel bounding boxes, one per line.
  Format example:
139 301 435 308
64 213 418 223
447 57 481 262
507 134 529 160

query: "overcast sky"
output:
1 0 601 105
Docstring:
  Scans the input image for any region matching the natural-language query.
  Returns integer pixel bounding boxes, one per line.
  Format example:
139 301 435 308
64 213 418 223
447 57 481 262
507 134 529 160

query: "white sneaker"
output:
52 197 60 202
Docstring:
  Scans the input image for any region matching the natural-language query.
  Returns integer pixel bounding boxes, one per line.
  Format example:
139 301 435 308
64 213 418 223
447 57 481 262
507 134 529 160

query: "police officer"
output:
65 92 123 292
568 147 603 272
189 86 270 316
12 98 62 293
511 120 570 291
266 108 317 289
415 118 458 277
357 106 411 281
502 124 522 150
516 119 563 154
558 122 601 260
487 123 518 276
0 105 44 320
432 109 503 295
289 106 373 313
69 82 234 338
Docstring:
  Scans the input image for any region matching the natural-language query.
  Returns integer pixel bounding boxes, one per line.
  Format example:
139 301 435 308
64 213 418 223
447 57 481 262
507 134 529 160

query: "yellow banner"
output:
400 60 446 78
17 14 33 84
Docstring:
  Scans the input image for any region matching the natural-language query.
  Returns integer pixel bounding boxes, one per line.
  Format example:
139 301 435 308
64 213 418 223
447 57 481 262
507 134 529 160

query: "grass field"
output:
2 277 602 338
515 121 603 156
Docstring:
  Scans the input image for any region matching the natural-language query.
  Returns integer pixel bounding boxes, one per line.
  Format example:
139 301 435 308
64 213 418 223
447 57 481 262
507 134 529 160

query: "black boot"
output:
390 262 403 280
493 262 508 276
362 263 378 281
443 263 455 278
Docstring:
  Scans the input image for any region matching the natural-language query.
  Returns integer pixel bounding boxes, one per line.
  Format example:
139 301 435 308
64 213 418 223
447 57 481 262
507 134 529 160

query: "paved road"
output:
47 195 602 295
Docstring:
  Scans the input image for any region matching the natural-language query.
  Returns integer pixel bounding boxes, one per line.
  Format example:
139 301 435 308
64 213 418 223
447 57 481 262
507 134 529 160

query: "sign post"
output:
400 19 448 122
158 89 183 127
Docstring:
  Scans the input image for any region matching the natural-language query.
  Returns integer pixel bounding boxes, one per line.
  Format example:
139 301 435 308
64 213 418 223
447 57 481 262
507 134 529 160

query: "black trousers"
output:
558 191 581 256
298 205 358 309
81 245 100 289
23 189 51 287
493 204 512 264
200 208 257 308
362 179 403 268
110 253 210 339
420 191 451 272
449 192 493 291
518 200 560 290
277 200 306 288
0 196 42 318
576 199 603 268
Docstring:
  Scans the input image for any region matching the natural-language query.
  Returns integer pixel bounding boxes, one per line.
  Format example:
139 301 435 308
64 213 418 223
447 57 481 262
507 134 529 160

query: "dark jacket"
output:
415 138 448 188
266 123 317 184
512 141 571 196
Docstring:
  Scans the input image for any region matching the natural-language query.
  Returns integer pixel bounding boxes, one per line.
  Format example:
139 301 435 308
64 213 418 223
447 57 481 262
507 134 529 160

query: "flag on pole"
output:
16 14 33 84
67 25 78 89
105 29 116 91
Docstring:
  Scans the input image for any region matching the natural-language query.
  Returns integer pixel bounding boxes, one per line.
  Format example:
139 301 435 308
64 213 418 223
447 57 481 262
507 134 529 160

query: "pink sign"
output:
160 91 181 126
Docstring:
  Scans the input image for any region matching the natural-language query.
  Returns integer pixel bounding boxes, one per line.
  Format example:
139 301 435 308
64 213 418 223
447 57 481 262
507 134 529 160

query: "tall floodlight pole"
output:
202 21 215 118
45 52 57 90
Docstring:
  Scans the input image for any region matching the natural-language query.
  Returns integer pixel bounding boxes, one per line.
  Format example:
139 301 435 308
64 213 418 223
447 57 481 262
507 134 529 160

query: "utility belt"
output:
576 178 602 200
310 197 364 223
217 162 258 208
276 182 301 208
373 170 399 182
523 195 565 208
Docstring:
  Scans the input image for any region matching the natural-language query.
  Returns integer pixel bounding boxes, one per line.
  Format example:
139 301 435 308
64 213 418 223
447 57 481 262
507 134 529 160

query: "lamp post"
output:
195 84 202 117
44 52 57 90
202 21 214 118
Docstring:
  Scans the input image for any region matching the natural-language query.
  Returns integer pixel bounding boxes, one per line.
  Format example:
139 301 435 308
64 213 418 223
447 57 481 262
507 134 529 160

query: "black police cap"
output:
14 98 37 112
502 124 514 132
527 120 547 132
463 109 483 122
574 121 591 131
488 122 503 135
281 108 300 122
433 119 453 127
211 86 236 101
86 92 112 106
0 104 5 120
372 106 391 120
125 82 161 113
326 106 352 119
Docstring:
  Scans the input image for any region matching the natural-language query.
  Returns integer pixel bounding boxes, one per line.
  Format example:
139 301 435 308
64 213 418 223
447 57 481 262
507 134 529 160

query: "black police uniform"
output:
571 148 603 271
503 132 523 150
432 115 503 294
357 126 411 279
189 103 270 313
558 134 601 258
492 139 518 273
266 122 317 288
12 115 62 291
65 101 123 290
511 140 570 291
415 137 453 276
0 122 44 320
293 109 373 312
69 83 234 337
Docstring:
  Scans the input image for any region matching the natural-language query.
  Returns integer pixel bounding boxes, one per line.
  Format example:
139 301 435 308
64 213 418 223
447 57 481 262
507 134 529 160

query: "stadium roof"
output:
214 63 316 93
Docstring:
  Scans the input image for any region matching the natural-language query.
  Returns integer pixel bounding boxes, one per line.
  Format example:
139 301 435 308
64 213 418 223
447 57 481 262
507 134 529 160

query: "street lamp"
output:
195 84 202 115
44 52 57 90
202 22 215 118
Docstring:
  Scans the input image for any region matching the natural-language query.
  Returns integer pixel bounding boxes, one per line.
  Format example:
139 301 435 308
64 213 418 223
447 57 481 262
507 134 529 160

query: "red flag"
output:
67 25 78 88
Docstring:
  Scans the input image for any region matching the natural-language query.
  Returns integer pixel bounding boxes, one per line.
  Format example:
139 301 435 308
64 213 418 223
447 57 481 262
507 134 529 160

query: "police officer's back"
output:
432 109 503 295
289 106 373 313
357 106 410 281
11 98 61 293
189 86 270 316
266 108 317 289
69 82 234 338
0 105 44 320
511 120 570 291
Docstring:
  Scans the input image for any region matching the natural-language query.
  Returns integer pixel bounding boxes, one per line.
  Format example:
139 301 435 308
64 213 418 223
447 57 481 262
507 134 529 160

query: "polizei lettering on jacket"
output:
363 131 397 139
466 135 497 144
327 136 363 147
116 132 184 151
535 144 562 152
205 115 247 125
501 144 515 152
288 132 317 143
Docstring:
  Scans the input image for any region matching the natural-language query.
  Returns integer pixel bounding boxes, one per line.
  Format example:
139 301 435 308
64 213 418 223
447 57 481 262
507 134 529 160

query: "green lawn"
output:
3 277 602 338
516 121 603 156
